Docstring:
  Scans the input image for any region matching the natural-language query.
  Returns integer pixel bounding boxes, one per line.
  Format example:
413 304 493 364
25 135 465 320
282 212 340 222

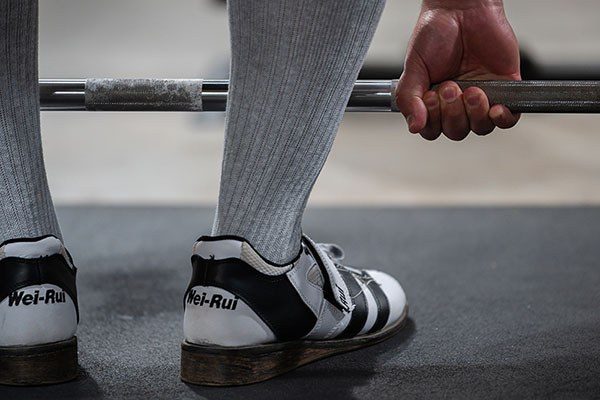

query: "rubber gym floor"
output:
1 206 598 399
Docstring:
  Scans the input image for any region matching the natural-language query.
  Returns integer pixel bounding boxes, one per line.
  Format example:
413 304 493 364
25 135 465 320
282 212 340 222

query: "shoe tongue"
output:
0 236 64 260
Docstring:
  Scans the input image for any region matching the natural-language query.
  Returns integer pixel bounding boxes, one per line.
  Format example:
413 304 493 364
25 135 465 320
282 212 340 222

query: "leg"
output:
0 1 77 385
182 0 408 386
212 0 386 263
0 0 61 244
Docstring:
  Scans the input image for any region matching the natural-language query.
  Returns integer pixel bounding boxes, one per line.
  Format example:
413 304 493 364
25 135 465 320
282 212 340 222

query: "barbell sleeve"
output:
38 79 600 113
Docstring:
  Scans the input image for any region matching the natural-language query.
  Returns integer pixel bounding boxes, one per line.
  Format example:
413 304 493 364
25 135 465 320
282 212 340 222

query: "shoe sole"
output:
181 304 408 386
0 337 78 386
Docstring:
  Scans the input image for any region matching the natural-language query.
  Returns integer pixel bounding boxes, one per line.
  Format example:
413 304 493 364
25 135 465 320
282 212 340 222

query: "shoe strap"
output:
316 243 345 263
302 235 354 313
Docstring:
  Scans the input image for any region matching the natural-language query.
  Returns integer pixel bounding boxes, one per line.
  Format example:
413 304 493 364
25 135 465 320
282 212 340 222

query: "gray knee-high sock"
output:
213 0 385 263
0 0 61 243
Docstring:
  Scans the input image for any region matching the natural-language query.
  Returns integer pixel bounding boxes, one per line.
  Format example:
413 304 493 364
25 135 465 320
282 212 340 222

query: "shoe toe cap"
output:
365 270 407 329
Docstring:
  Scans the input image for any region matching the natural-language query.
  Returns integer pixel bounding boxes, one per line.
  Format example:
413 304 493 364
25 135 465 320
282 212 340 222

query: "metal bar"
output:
39 79 85 111
452 81 600 113
39 79 600 113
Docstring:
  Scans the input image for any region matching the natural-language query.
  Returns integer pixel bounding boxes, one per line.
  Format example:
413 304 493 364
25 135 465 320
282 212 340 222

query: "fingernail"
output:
490 107 503 120
466 94 479 108
442 87 457 103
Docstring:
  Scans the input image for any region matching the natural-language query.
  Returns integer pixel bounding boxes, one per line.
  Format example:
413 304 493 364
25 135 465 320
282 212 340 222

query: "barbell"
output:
39 79 600 113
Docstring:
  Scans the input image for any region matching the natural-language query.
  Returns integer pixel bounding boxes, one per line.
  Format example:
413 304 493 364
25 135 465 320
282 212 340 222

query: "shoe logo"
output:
8 288 67 307
186 289 239 310
336 284 350 310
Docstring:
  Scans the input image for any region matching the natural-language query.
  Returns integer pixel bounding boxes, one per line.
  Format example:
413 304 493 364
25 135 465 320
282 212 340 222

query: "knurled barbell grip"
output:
433 80 600 113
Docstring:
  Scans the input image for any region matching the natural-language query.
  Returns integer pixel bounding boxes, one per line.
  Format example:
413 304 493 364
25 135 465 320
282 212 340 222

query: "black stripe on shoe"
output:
336 269 368 339
186 255 317 342
365 274 390 334
0 255 79 321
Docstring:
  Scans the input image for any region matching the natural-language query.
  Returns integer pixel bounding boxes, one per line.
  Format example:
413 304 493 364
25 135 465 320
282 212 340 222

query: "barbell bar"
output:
39 79 600 113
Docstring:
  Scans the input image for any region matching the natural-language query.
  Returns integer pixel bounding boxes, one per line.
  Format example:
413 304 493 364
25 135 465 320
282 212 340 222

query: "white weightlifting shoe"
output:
0 236 79 385
181 234 408 386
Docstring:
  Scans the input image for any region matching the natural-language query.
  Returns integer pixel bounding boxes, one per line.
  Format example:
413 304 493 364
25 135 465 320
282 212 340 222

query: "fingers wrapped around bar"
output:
415 81 520 141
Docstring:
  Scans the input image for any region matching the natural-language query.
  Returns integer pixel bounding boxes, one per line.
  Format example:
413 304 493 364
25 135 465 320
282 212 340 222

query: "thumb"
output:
396 61 429 133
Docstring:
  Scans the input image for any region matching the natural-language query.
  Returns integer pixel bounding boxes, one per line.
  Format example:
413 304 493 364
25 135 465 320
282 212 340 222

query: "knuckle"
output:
495 117 516 129
474 126 495 136
444 128 469 141
420 130 441 141
445 105 465 119
471 119 495 135
427 113 441 127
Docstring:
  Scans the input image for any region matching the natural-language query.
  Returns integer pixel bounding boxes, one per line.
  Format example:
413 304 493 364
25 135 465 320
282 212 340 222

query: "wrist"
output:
423 0 503 10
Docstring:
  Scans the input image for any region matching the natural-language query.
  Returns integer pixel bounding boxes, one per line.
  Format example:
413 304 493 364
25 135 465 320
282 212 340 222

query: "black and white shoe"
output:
0 236 79 385
181 234 408 386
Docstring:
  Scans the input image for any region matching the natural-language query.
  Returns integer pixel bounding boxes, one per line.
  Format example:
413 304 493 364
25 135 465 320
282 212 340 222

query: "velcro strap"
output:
302 235 353 313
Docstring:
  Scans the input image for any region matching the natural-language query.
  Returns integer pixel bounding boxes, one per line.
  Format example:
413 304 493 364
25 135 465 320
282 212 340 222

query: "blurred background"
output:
38 0 600 206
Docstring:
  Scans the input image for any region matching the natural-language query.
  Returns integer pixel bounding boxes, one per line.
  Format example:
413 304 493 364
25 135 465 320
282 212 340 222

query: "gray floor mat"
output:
2 206 599 399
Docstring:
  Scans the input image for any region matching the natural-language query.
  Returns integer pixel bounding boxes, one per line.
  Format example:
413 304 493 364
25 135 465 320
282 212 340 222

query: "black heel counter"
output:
185 255 317 341
0 255 79 321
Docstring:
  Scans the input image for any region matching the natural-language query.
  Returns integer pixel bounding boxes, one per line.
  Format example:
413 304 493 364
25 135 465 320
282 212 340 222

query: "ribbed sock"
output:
0 0 61 244
212 0 385 263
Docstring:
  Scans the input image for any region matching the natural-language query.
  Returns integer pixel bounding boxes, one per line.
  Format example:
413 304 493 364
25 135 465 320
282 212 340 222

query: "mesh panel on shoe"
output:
240 242 292 276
